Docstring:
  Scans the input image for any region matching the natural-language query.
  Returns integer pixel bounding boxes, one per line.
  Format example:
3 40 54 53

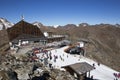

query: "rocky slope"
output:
53 24 120 71
0 30 10 54
0 53 74 80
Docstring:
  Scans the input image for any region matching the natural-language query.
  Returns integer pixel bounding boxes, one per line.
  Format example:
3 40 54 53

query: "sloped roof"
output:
62 62 94 75
7 20 45 41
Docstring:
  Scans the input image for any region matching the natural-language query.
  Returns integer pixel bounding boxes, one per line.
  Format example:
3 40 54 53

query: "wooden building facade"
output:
7 20 46 44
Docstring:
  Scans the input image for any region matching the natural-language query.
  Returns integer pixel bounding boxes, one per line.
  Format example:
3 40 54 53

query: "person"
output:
48 60 52 69
50 55 52 60
113 73 118 80
54 55 56 62
118 73 120 78
67 55 68 58
91 75 93 79
60 55 62 60
44 57 48 66
62 58 64 61
55 55 58 59
98 62 100 66
92 63 96 69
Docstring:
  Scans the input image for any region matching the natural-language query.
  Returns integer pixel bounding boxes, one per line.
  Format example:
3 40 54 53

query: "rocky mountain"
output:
0 18 14 30
32 22 44 28
39 23 120 71
0 18 120 71
53 25 59 28
53 24 120 71
32 22 56 33
78 23 89 27
57 24 77 30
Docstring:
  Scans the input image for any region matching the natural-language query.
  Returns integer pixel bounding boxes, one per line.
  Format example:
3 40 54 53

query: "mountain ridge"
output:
0 18 14 30
0 18 120 71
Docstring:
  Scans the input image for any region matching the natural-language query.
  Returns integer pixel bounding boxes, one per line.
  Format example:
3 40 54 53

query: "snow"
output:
47 46 119 80
53 25 59 28
33 22 42 28
44 32 49 37
0 18 14 30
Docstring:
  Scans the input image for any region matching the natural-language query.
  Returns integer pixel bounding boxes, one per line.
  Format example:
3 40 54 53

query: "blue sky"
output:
0 0 120 26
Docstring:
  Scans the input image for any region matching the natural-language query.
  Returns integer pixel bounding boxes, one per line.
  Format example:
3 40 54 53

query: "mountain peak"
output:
32 22 43 28
0 18 14 30
53 25 59 28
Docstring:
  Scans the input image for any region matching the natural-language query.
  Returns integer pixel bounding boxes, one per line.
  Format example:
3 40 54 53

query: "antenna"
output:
21 14 24 20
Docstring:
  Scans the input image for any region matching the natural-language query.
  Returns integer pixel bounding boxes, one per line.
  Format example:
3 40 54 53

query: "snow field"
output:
49 46 119 80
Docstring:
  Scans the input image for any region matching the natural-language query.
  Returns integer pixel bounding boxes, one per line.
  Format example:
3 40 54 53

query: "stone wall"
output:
0 30 10 53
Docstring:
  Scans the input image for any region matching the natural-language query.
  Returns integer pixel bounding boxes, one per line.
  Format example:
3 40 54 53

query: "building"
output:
7 20 46 46
43 31 65 43
62 62 94 80
7 20 65 47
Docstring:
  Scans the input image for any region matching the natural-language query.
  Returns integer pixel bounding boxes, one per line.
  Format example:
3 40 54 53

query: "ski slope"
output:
49 46 119 80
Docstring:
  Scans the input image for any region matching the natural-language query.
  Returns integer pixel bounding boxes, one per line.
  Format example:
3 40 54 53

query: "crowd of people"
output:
113 73 120 80
30 46 70 70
